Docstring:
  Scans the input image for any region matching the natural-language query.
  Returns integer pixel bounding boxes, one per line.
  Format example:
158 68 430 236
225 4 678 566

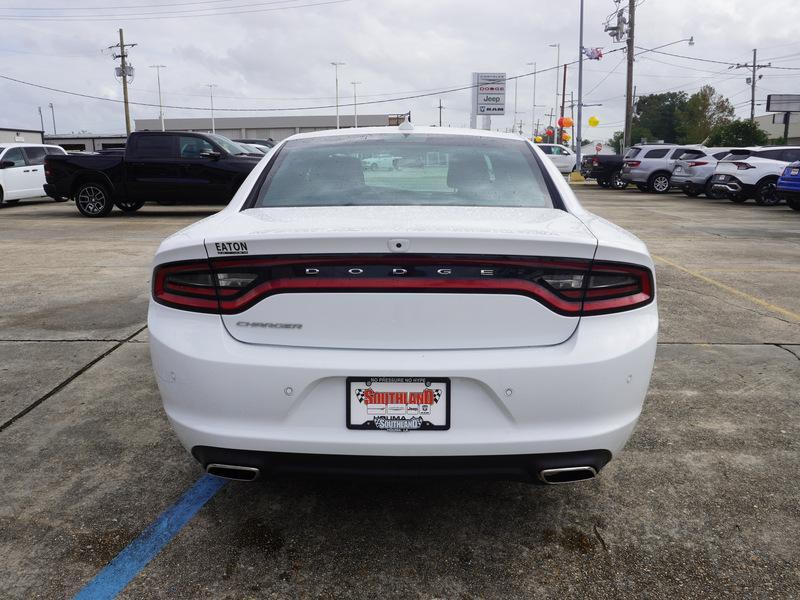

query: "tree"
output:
679 85 735 143
631 91 688 143
608 130 624 154
706 120 769 146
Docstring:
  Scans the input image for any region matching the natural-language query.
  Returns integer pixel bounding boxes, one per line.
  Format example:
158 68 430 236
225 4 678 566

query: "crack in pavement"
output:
0 325 148 434
777 345 800 362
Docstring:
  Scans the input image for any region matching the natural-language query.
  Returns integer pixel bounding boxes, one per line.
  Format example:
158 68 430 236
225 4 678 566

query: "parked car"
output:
361 153 401 170
233 138 275 149
44 131 262 217
536 143 576 174
777 161 800 211
710 147 800 205
580 154 627 189
621 143 697 193
670 147 732 198
148 126 658 484
0 143 66 205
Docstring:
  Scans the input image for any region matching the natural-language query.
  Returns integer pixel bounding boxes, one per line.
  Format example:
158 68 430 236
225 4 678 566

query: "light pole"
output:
351 81 361 128
526 61 537 138
205 84 217 133
150 65 167 131
576 0 585 170
331 61 345 128
549 43 560 133
48 103 57 135
37 106 45 133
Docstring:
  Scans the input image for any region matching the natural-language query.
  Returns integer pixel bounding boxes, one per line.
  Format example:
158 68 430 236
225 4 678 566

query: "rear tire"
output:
705 179 723 199
597 178 610 188
683 188 701 197
728 195 748 204
75 182 113 217
788 196 800 211
610 170 628 190
648 172 671 194
636 183 648 192
115 198 146 213
753 179 781 206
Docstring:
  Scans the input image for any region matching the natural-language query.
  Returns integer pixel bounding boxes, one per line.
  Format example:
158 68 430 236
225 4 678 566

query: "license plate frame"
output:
346 376 451 431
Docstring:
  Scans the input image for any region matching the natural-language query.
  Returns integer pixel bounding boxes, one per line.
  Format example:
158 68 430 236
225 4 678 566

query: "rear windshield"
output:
624 148 641 158
251 134 555 209
677 149 705 160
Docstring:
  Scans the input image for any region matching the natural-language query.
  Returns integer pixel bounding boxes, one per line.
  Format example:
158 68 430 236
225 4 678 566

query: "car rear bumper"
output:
620 168 648 183
711 176 755 198
149 300 658 464
43 183 61 199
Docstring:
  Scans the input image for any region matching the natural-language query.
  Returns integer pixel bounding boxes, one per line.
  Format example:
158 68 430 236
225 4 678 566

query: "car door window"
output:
670 148 689 159
2 147 27 167
757 149 784 161
644 149 669 159
132 135 176 159
23 146 47 165
538 145 553 155
550 146 565 155
179 136 215 159
781 149 800 163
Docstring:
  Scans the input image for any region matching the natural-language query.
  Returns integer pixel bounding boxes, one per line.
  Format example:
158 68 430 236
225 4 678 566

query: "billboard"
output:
472 72 506 116
766 94 800 113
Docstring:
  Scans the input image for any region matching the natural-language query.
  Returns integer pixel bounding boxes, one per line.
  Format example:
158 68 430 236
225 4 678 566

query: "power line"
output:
0 0 243 9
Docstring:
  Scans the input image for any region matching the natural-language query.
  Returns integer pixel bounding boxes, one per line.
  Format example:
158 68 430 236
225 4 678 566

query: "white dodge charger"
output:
148 125 658 484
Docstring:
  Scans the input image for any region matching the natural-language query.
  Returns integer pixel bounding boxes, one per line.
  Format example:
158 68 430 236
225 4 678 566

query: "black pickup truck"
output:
579 154 627 189
44 131 263 217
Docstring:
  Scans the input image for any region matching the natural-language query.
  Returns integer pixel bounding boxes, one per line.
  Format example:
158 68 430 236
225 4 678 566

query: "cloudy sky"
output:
1 0 799 141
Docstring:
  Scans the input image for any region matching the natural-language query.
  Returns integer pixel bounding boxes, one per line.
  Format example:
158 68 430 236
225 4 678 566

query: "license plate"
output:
715 175 729 182
792 168 799 176
347 377 450 431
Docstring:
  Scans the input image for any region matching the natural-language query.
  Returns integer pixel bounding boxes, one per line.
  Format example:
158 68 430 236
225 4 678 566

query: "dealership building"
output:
0 127 44 144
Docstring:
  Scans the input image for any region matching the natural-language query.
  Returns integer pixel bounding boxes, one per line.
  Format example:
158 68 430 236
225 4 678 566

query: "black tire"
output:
648 172 671 194
704 179 723 199
788 196 800 211
753 178 781 206
5 199 19 204
683 188 701 197
597 178 610 188
610 170 628 190
728 195 748 204
636 183 649 192
75 182 113 217
115 198 146 213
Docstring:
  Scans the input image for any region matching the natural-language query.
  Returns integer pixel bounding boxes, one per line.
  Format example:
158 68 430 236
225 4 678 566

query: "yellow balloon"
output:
534 136 543 143
562 133 571 142
588 116 600 127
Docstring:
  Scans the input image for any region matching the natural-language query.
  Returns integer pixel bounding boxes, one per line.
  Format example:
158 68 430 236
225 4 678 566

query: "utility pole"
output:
733 49 771 123
549 43 560 127
513 77 519 132
623 0 636 150
205 84 217 133
108 29 137 135
48 103 57 135
437 98 444 127
150 65 166 131
526 61 537 139
37 106 44 133
570 91 575 151
350 81 361 128
559 64 568 142
331 62 345 129
534 119 540 138
545 109 556 141
575 0 585 165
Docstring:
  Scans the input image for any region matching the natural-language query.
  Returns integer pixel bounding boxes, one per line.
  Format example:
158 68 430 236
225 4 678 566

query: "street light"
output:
331 61 345 129
150 65 166 131
205 83 217 133
548 43 560 130
526 61 539 138
48 103 57 135
351 81 361 128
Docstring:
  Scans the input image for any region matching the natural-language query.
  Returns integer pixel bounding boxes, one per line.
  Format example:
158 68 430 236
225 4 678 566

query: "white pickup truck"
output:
0 143 66 204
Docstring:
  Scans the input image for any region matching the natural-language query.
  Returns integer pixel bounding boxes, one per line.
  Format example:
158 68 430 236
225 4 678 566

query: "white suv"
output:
0 143 66 204
711 147 800 205
536 143 576 174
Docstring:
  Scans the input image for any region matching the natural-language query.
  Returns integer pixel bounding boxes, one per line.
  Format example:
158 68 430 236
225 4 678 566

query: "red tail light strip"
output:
152 255 654 316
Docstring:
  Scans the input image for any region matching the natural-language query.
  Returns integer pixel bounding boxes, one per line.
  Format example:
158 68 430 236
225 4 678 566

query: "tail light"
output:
686 161 707 167
626 160 641 168
592 157 599 166
153 255 654 317
731 161 755 170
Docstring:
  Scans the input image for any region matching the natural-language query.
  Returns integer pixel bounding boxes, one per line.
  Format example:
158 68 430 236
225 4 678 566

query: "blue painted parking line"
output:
73 474 227 600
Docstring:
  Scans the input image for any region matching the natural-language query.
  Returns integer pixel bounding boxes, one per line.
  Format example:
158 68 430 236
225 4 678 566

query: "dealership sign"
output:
472 72 506 116
766 94 800 113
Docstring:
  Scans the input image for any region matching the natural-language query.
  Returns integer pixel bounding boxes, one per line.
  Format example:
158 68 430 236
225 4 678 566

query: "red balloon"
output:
557 117 565 128
546 127 554 135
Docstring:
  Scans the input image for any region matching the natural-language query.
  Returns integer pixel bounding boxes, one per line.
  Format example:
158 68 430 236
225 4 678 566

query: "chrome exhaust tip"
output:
206 463 261 482
539 466 597 485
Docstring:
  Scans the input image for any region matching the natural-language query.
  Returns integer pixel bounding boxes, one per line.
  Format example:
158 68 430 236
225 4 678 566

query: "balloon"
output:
557 117 565 128
545 127 554 136
559 116 574 128
588 116 600 127
534 136 543 143
562 133 571 142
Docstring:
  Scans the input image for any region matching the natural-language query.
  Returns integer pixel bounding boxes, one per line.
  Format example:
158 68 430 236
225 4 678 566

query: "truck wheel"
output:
648 172 671 194
610 170 628 190
75 182 114 217
116 198 146 213
788 197 800 211
597 178 609 188
753 179 780 206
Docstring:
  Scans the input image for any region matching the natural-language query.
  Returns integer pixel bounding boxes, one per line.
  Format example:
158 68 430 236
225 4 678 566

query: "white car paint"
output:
535 143 576 174
0 143 66 203
148 126 658 483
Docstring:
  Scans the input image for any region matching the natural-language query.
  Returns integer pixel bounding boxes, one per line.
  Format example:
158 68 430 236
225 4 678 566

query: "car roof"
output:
0 142 62 148
285 125 529 143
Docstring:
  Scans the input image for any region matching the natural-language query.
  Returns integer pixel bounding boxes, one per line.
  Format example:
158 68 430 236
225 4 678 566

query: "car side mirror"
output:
200 150 221 160
0 160 15 169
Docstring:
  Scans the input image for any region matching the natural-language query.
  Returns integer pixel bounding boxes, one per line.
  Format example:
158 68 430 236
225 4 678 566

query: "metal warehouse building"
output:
133 114 395 141
0 128 44 144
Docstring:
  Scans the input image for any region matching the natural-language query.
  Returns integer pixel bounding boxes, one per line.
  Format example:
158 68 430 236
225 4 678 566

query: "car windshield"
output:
208 134 250 155
251 134 555 209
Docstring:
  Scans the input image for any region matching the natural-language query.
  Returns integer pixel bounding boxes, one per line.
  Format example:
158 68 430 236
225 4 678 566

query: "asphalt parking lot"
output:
1 188 798 599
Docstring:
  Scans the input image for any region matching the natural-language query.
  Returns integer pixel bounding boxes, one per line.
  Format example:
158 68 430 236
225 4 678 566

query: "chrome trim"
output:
539 466 597 484
206 463 261 481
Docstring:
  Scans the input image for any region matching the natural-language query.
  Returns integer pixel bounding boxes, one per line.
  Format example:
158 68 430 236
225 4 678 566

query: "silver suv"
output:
621 144 697 193
671 147 732 198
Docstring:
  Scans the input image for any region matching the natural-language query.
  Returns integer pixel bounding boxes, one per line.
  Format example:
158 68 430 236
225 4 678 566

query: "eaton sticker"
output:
214 241 248 255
